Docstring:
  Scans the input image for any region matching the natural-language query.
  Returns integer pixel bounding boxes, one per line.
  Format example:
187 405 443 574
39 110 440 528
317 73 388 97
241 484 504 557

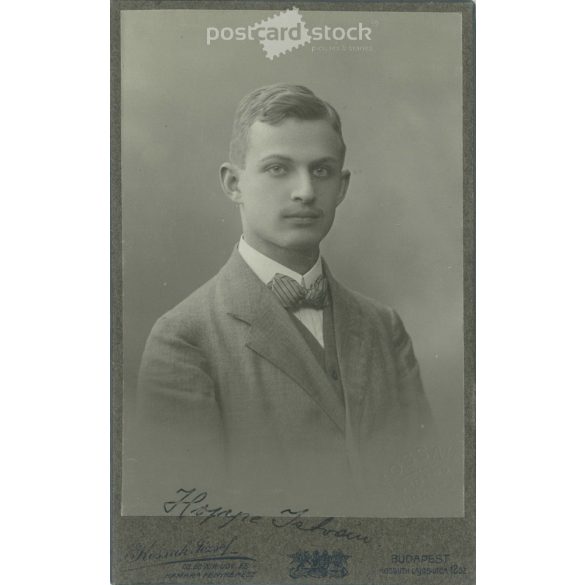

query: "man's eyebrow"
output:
258 155 341 164
258 155 294 163
310 157 341 165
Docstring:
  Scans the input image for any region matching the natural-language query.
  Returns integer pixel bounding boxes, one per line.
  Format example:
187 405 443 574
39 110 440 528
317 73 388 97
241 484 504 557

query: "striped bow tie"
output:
268 273 329 310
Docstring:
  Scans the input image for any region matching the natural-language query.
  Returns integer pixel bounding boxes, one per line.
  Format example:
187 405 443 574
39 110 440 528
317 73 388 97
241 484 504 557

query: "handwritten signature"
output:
273 509 370 544
163 488 371 544
164 488 263 528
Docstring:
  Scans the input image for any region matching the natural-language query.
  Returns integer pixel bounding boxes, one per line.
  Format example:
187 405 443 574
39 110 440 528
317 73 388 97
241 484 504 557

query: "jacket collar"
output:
217 248 351 432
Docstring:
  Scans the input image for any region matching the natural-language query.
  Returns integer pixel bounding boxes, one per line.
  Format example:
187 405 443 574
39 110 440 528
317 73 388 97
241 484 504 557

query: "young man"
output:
129 84 432 516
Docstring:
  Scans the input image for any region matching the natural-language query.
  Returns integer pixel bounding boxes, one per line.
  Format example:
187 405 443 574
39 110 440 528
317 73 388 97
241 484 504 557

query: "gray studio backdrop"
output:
121 9 464 514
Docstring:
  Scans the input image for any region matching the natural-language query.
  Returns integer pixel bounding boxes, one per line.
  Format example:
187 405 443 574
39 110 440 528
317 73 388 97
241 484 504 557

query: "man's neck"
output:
242 237 319 275
269 249 319 275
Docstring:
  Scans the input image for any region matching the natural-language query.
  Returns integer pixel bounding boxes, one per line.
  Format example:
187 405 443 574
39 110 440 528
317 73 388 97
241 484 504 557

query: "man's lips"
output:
283 210 322 219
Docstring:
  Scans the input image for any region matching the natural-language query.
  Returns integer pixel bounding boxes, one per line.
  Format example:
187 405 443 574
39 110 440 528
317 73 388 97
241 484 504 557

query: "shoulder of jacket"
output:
335 284 412 346
152 274 220 334
337 281 399 319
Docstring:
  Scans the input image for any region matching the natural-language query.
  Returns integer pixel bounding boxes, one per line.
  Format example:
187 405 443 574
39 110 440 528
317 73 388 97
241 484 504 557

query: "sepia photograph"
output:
112 0 474 582
7 1 585 585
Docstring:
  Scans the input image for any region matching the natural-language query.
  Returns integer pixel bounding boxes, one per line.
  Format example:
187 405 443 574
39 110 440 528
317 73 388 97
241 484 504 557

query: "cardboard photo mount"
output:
111 1 475 583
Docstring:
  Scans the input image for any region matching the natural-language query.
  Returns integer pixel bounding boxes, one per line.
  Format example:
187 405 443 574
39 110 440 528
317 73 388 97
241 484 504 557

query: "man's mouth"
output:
284 210 322 220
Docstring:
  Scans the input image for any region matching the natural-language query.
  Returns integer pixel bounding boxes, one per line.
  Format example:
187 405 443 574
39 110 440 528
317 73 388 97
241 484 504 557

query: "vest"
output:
288 304 366 492
287 303 345 408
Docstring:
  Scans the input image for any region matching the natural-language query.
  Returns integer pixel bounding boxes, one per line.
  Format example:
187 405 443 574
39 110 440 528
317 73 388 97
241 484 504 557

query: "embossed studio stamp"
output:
289 550 350 579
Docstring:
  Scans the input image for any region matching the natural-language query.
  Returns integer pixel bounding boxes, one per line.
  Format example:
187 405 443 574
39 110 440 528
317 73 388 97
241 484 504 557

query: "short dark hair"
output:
229 83 346 166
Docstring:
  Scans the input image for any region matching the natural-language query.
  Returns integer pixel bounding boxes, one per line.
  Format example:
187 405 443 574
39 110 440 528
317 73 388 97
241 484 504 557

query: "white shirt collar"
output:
238 236 322 288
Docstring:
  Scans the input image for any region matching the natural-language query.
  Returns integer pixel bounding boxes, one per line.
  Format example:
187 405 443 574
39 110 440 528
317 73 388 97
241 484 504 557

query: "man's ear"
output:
336 169 351 206
219 163 242 204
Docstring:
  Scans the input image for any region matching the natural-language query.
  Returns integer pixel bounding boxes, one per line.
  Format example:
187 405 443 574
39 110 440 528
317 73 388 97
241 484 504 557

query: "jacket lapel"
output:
218 250 346 433
324 264 369 412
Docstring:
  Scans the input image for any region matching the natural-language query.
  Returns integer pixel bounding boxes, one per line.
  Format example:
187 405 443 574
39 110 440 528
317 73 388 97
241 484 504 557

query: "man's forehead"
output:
246 118 344 161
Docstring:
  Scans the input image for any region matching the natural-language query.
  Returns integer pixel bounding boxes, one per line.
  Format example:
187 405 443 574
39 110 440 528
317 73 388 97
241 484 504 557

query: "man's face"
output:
227 118 350 265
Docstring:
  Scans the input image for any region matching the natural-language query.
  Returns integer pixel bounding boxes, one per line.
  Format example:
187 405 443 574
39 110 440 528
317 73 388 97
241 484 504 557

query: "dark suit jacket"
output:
125 249 432 516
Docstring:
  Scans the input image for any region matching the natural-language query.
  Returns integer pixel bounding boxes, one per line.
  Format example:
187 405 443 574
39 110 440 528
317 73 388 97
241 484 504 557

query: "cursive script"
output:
163 489 371 544
125 536 241 564
164 488 263 529
273 509 371 544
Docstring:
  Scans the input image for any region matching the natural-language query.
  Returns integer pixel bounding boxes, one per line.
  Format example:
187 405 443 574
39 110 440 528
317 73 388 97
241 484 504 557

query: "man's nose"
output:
291 170 316 202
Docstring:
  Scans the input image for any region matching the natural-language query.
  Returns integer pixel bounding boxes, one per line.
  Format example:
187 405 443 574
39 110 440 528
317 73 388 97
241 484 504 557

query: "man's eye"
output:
266 165 287 176
312 167 331 178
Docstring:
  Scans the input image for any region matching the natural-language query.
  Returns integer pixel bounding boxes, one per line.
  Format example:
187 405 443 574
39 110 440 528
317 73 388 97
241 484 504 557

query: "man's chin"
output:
281 235 323 253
